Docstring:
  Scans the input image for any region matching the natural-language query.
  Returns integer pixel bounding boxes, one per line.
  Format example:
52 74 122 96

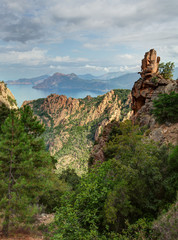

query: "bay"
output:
7 84 103 107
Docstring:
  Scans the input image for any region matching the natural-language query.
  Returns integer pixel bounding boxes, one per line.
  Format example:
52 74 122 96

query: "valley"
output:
23 89 131 175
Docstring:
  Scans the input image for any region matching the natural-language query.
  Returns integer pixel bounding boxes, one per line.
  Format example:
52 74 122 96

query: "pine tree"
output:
0 109 54 236
0 103 10 133
20 105 45 137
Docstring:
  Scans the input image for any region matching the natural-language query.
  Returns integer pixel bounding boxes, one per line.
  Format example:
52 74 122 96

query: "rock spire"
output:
140 49 160 79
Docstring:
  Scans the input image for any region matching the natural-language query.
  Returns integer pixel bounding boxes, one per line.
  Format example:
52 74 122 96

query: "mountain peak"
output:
53 72 77 78
53 72 65 77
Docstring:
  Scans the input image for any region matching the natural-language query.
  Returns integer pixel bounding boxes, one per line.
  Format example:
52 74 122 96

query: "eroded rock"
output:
131 49 178 145
140 48 160 79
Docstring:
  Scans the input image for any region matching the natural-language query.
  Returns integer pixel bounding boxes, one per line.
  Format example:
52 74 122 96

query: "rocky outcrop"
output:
140 49 160 79
23 89 131 175
131 49 178 145
90 121 118 165
0 81 17 109
132 49 171 115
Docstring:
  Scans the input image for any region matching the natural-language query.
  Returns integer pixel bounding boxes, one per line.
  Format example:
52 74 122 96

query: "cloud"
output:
115 53 141 65
49 65 63 70
54 56 88 63
119 65 140 72
1 0 178 45
0 47 88 67
85 64 110 72
3 19 43 43
0 48 47 65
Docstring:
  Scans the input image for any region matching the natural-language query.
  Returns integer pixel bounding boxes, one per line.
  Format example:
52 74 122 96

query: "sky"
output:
0 0 178 80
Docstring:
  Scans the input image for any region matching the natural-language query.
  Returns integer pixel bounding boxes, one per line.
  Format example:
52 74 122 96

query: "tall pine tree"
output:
0 108 55 236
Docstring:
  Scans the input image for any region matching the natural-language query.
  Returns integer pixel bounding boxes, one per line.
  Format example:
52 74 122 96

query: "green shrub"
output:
159 62 175 80
152 92 178 123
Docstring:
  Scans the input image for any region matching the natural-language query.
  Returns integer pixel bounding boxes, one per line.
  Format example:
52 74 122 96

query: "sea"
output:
7 84 103 107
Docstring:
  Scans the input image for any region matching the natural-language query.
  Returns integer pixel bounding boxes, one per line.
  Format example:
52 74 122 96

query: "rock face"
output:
140 49 160 79
131 49 178 145
23 89 131 175
0 81 17 109
89 121 118 165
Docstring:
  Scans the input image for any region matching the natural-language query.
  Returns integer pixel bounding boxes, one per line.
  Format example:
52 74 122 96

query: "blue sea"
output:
7 84 103 107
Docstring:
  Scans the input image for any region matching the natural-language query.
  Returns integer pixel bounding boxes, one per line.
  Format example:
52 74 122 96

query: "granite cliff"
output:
23 89 131 175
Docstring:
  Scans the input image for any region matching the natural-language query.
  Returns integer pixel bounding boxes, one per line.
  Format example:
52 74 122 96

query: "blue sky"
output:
0 0 178 80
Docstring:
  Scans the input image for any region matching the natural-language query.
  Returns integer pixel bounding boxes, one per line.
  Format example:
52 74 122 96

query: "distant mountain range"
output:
78 71 127 80
33 72 139 92
5 67 178 92
33 73 108 92
6 75 49 85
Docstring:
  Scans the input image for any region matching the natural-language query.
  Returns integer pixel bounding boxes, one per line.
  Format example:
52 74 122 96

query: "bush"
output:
152 92 178 123
159 62 175 79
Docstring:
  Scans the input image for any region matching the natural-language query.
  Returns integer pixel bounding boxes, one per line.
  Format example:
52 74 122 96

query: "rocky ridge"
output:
23 89 131 175
0 81 17 109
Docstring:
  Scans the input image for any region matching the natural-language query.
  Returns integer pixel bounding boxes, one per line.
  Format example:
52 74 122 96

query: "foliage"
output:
0 107 55 236
49 161 116 239
159 62 175 79
38 177 69 214
118 218 152 240
49 121 177 239
39 168 81 213
152 92 178 123
59 168 81 190
0 103 10 132
7 95 17 106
